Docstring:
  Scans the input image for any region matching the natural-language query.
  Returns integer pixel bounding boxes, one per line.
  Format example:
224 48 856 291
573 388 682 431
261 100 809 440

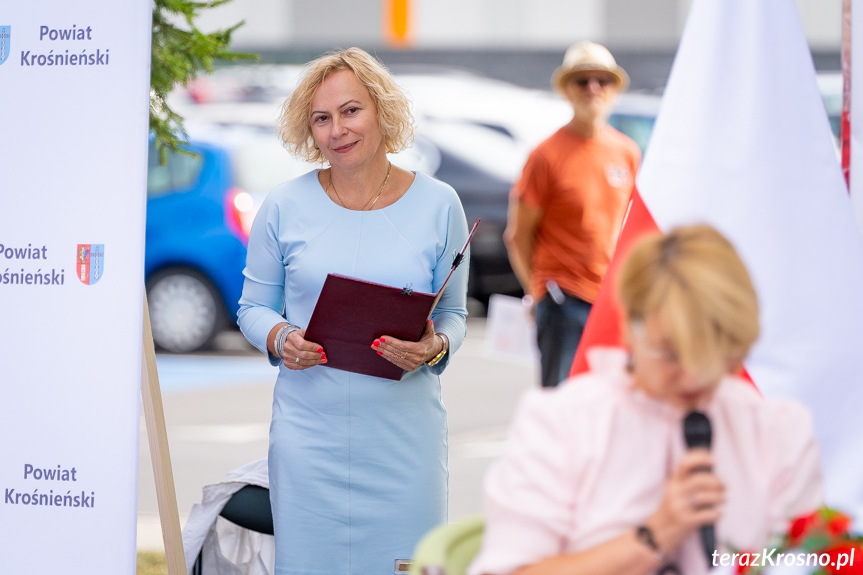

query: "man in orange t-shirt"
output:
505 41 641 387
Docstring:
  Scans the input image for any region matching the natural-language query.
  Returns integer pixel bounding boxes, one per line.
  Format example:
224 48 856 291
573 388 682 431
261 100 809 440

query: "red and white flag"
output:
573 0 863 520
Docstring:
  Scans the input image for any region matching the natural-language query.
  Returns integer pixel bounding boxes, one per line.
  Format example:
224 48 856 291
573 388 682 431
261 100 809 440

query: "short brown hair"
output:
618 225 760 377
278 47 414 164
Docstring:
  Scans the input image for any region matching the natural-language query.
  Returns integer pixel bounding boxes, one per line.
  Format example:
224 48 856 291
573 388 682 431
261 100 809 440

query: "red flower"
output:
821 543 863 575
827 514 852 537
789 512 819 546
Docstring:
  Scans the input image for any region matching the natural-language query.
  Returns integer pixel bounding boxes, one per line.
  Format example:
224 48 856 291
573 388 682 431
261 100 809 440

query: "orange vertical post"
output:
385 0 412 48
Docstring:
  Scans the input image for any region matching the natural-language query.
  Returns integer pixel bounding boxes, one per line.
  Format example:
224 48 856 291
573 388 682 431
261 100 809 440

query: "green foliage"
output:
150 0 258 162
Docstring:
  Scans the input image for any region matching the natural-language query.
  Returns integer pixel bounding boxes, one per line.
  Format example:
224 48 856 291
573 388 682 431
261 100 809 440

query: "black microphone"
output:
683 411 715 566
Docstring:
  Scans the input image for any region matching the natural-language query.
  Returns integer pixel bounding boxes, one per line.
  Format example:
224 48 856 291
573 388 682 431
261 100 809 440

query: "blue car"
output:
145 138 249 352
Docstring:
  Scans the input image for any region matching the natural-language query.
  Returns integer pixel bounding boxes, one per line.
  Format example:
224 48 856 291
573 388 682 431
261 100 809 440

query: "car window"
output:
147 144 204 198
816 72 842 140
820 91 841 141
608 114 656 154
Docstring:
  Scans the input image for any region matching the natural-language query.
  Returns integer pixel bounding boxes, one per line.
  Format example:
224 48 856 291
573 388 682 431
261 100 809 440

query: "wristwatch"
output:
426 334 448 367
636 525 667 561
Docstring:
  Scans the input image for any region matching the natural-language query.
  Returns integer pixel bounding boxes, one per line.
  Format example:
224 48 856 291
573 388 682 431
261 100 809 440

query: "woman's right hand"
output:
646 449 725 556
281 329 326 370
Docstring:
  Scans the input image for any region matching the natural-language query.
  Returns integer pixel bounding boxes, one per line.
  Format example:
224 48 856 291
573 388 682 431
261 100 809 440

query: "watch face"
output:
636 525 667 562
636 526 656 549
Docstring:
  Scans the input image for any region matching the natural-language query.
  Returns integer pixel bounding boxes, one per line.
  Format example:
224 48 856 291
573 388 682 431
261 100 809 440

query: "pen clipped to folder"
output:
429 219 480 309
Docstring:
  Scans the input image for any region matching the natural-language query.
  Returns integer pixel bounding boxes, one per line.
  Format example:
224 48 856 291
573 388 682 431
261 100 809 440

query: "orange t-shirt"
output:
514 126 641 303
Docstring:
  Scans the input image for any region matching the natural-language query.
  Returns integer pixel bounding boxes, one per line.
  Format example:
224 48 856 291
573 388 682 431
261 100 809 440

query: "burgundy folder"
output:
304 221 478 380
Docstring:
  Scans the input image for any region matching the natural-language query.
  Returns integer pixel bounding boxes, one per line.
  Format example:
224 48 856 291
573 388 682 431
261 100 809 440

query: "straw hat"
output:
551 41 629 92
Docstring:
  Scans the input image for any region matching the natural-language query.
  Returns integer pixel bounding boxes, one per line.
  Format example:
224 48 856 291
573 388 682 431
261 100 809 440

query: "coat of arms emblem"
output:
0 27 10 66
77 244 105 285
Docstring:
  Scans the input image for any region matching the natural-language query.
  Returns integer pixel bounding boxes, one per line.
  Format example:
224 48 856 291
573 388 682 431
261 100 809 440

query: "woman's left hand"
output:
372 319 442 371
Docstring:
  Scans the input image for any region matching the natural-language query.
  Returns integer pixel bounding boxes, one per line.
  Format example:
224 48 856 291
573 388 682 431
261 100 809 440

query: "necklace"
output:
327 162 393 211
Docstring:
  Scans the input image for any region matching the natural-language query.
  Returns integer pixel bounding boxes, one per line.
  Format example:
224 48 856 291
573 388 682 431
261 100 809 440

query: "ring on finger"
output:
401 349 408 359
296 357 300 364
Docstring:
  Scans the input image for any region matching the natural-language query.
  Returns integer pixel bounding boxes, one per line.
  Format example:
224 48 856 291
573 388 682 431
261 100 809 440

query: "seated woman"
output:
468 224 822 575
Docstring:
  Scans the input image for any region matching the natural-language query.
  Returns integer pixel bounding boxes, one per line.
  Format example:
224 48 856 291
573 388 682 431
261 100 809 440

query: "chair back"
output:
409 515 484 575
218 484 273 535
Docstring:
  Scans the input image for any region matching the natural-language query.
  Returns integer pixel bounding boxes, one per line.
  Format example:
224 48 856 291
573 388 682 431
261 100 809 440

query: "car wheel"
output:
146 268 225 353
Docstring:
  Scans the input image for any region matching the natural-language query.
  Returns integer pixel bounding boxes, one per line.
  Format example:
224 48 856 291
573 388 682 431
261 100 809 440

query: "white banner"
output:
0 2 152 573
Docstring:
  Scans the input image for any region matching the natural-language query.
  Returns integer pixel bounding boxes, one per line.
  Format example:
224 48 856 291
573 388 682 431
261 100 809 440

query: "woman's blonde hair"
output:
617 224 760 377
278 47 414 164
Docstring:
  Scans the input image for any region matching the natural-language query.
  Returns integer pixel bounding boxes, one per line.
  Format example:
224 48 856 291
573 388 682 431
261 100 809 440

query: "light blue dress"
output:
237 170 469 575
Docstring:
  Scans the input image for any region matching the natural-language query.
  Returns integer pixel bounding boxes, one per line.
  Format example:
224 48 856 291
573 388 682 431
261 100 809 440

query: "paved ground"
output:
137 317 538 550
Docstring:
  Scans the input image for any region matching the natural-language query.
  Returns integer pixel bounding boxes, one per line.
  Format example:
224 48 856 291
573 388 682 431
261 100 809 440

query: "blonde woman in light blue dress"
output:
238 48 469 575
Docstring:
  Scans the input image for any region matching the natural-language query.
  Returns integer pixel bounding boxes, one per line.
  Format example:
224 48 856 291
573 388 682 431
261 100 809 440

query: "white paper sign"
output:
0 2 152 573
484 294 540 366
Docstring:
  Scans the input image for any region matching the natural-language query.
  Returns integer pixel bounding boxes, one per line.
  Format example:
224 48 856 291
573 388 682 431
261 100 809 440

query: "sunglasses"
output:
572 75 614 88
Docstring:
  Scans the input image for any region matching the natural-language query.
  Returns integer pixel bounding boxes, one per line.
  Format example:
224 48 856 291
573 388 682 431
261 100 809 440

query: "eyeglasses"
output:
630 323 680 364
572 75 614 88
630 322 739 384
641 344 680 364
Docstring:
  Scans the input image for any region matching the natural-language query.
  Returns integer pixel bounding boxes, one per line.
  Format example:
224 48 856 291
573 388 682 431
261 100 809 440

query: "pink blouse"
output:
468 348 823 575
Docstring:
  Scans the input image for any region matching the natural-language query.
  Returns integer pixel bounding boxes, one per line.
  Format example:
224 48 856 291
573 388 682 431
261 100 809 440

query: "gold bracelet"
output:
426 334 448 367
